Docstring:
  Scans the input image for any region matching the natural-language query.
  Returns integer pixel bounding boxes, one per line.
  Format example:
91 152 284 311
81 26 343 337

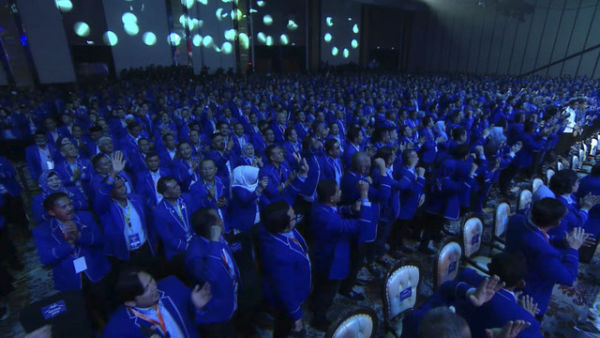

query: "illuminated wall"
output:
320 0 361 65
17 0 76 83
102 0 173 74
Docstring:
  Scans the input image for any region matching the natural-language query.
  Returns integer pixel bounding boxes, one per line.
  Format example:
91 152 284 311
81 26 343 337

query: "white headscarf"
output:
231 165 259 192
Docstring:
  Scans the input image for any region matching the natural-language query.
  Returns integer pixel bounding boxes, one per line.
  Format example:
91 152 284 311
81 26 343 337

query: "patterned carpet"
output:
1 182 599 337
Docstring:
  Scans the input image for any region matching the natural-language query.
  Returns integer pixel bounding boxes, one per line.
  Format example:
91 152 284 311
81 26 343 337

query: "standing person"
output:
260 201 311 337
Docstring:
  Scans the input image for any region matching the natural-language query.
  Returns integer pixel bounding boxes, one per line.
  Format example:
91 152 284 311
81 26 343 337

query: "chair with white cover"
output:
532 177 544 194
326 307 378 338
461 216 490 275
545 168 555 184
572 155 580 171
434 240 462 290
382 264 420 336
557 161 564 171
590 138 598 157
491 202 510 251
517 189 532 214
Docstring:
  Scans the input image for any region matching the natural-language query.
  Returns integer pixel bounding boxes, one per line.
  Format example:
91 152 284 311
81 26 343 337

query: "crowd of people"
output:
0 67 599 337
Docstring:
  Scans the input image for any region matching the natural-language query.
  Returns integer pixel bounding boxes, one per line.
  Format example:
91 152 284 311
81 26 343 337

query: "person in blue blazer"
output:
33 192 111 292
319 139 344 186
26 131 59 184
309 179 375 331
171 142 201 192
229 166 268 233
190 159 230 230
134 152 172 210
282 127 302 166
391 149 426 254
185 208 239 337
342 126 364 169
205 132 233 187
260 201 311 338
32 170 89 225
505 198 588 318
153 176 201 261
55 142 93 196
259 145 309 206
576 164 600 262
93 152 158 271
104 266 213 338
90 153 134 200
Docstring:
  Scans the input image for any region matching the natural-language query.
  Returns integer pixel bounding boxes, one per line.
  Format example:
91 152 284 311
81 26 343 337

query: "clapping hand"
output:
191 283 212 310
566 227 590 250
469 275 505 307
519 295 540 317
485 320 531 338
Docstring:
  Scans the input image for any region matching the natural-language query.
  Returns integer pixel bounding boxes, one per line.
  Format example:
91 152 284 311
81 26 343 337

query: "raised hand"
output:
358 180 369 199
566 227 590 250
110 151 127 176
299 158 309 176
519 295 540 317
580 193 600 210
485 320 531 338
191 283 212 310
469 275 505 307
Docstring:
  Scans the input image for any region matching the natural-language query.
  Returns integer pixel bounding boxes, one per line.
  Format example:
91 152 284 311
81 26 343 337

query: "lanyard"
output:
129 305 169 337
221 248 234 277
121 201 132 228
168 200 190 233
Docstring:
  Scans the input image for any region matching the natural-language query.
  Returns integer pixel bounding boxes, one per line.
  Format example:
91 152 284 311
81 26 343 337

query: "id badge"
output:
47 160 55 170
73 256 87 273
128 233 141 249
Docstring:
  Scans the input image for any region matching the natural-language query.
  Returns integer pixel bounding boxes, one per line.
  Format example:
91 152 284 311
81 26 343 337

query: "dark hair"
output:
191 208 219 238
317 179 338 203
161 133 174 142
452 144 470 160
324 138 340 153
145 152 160 161
261 201 291 233
89 126 103 133
265 145 279 161
418 307 469 338
127 121 140 131
451 127 466 141
402 149 417 163
114 266 144 304
34 130 46 137
43 192 69 211
177 141 191 151
351 151 368 172
376 146 395 164
531 198 567 229
284 127 296 139
347 125 362 142
549 169 578 195
488 251 527 288
157 176 176 195
91 154 107 168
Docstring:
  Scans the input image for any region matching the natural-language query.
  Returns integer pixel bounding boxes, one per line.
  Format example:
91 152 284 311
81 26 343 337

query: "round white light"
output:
257 32 266 44
181 0 195 9
224 28 237 41
74 22 90 37
326 17 333 27
343 48 349 58
324 33 332 43
265 36 273 46
103 31 118 46
280 34 289 45
202 35 214 48
192 34 202 47
331 46 338 56
257 0 266 7
122 12 137 25
351 39 358 49
168 32 181 46
143 32 157 46
197 0 208 5
124 22 139 36
55 0 73 12
353 24 359 34
179 14 186 26
287 19 298 31
239 33 249 49
263 15 273 26
216 8 224 21
222 41 233 54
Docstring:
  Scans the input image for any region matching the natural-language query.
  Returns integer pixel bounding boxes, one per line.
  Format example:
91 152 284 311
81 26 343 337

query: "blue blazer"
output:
576 175 600 236
229 186 259 232
547 195 588 244
171 159 198 192
103 276 201 338
134 168 172 210
393 165 426 220
425 162 471 220
25 144 59 182
318 155 344 184
259 162 305 206
153 195 200 261
33 211 111 291
55 157 94 195
185 236 239 324
342 143 361 169
32 187 89 225
93 182 157 261
310 202 374 280
189 177 229 228
340 171 392 223
513 133 544 169
259 226 311 321
0 157 22 197
205 150 231 185
505 214 579 315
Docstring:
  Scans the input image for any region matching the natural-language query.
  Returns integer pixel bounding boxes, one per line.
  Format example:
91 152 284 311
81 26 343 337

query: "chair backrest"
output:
557 161 564 171
383 264 420 322
545 168 555 184
517 189 532 212
462 216 483 258
532 177 544 193
435 241 462 289
582 144 588 159
327 307 378 338
572 155 580 170
493 202 511 239
591 139 598 156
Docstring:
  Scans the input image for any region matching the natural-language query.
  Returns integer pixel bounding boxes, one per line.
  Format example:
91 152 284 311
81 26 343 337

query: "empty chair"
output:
383 264 420 336
517 189 532 213
532 177 544 193
434 240 462 289
557 161 564 171
461 216 490 274
545 168 555 184
590 138 597 157
491 202 511 250
326 307 378 338
571 155 580 171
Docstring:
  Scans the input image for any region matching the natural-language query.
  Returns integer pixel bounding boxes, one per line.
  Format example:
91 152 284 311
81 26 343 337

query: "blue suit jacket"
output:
310 202 374 280
55 157 94 195
185 236 239 324
25 144 59 181
33 211 111 291
394 165 426 220
342 143 361 169
134 168 172 210
576 175 600 236
32 187 89 225
229 186 259 232
259 226 311 320
547 195 588 243
93 182 157 261
153 195 200 261
171 159 198 192
103 276 201 338
259 162 305 206
505 214 579 315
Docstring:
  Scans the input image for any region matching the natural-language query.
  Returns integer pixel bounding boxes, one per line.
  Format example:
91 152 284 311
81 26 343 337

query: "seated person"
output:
103 266 212 338
32 169 88 225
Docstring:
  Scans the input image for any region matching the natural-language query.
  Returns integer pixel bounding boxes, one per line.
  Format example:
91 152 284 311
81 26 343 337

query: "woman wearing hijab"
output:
229 166 268 233
31 170 89 225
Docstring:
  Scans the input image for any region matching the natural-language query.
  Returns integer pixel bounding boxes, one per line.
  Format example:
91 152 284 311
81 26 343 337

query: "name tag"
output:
41 300 67 320
73 256 87 273
47 160 55 170
471 234 480 245
399 287 412 301
448 261 457 275
129 233 141 249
